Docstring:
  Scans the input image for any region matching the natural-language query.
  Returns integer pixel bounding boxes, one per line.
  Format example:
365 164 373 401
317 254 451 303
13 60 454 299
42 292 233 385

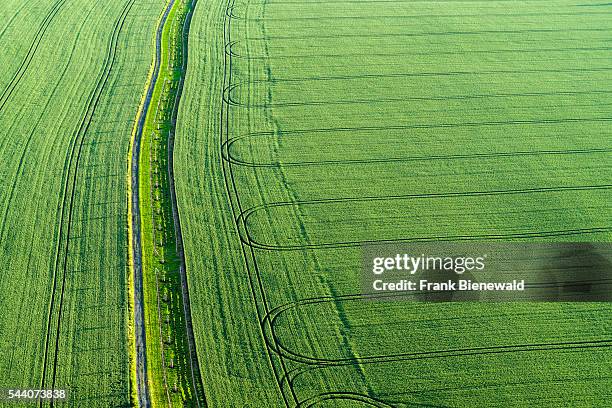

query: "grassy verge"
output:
137 0 196 406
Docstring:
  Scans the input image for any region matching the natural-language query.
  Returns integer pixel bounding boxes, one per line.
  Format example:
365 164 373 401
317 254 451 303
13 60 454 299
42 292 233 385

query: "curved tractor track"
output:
219 0 612 405
220 0 299 406
0 0 69 113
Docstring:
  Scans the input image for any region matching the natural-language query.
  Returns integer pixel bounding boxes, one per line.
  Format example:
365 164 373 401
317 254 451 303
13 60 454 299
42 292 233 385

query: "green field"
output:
176 0 612 406
0 0 610 406
0 0 165 406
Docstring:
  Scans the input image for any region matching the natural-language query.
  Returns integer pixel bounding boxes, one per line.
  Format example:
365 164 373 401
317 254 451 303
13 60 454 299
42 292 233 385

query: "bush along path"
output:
129 0 205 406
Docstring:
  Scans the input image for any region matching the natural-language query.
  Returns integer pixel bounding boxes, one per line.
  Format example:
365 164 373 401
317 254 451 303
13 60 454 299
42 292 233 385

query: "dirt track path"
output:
130 0 176 407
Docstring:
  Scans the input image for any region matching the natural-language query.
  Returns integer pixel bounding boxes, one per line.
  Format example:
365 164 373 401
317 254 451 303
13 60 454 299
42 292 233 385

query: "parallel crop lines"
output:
168 0 612 405
40 1 137 400
221 0 406 405
0 0 181 406
0 0 73 245
261 294 612 365
214 0 612 406
0 0 68 113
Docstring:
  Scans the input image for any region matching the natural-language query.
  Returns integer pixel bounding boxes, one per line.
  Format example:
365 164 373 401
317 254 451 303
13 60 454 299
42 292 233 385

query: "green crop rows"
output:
0 0 610 406
0 0 165 406
175 0 612 406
